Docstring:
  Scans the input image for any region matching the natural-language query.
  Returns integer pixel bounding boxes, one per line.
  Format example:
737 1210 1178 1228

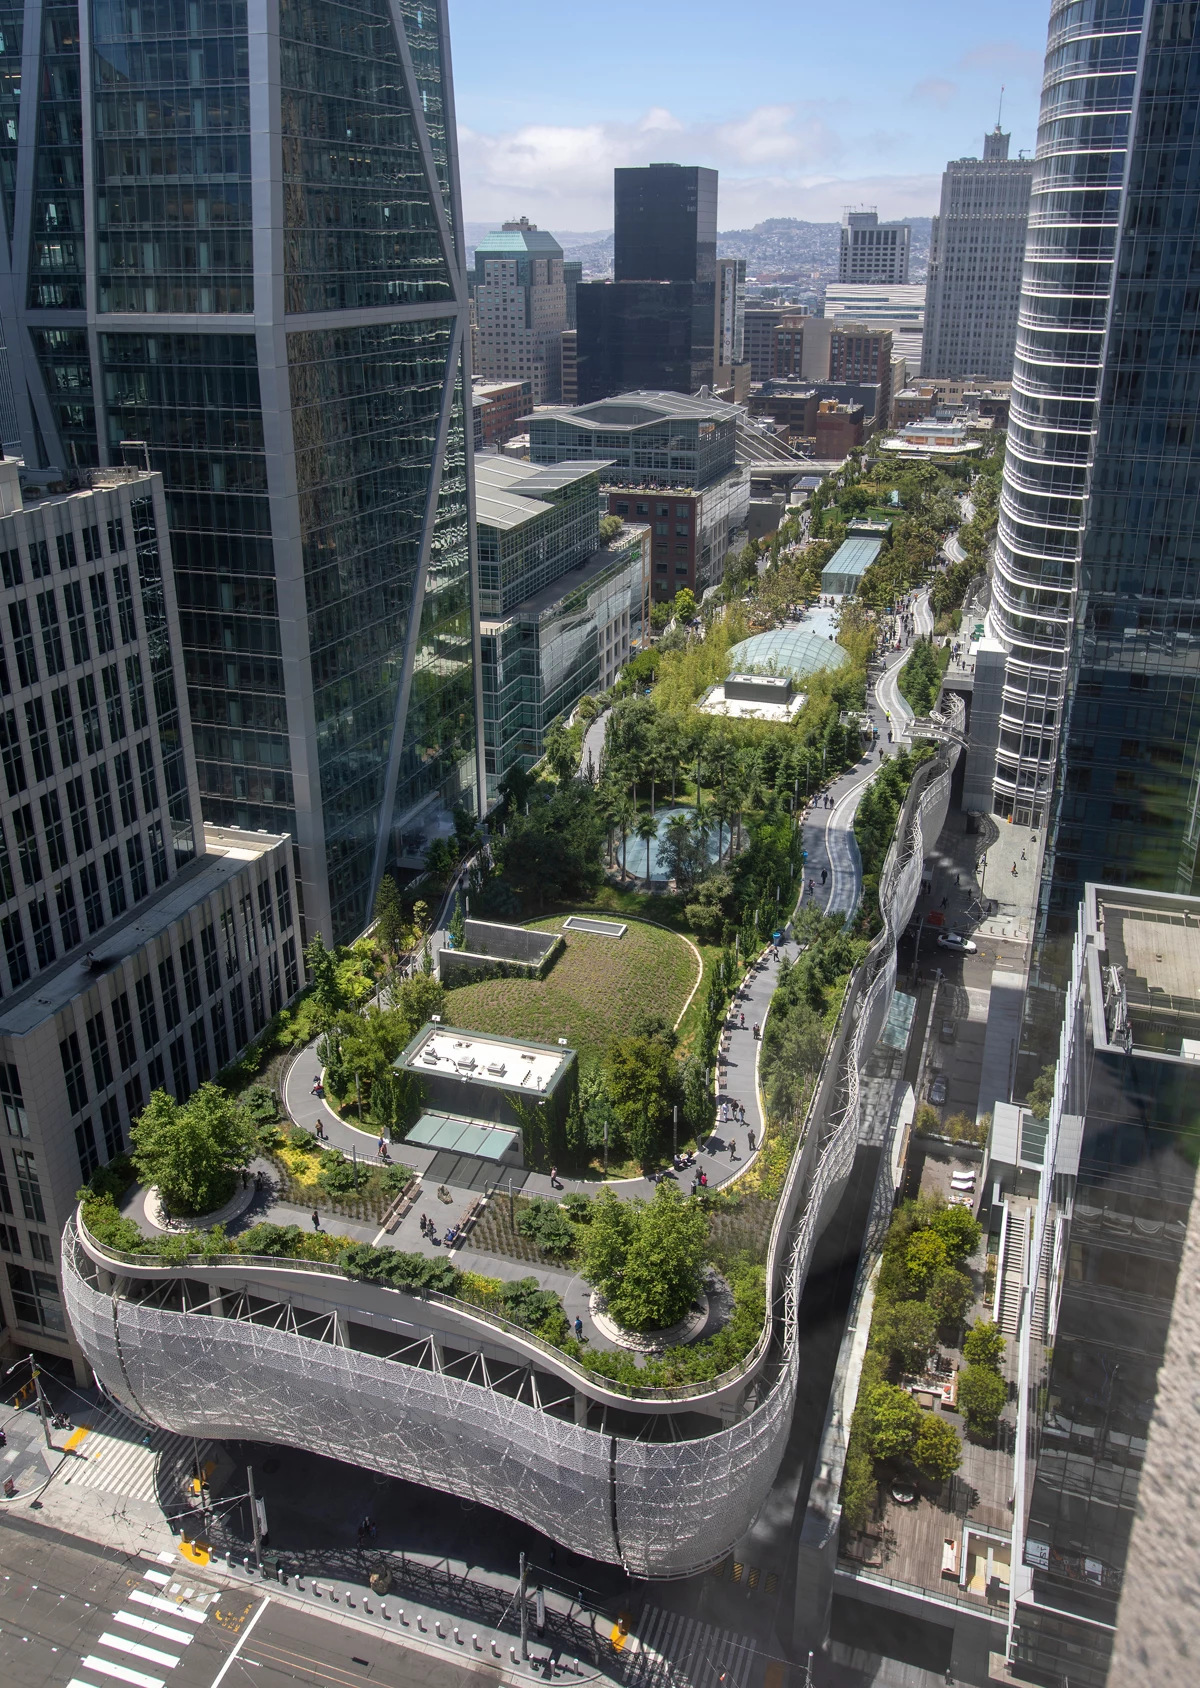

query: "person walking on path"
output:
748 1129 757 1152
574 1316 583 1340
311 1209 320 1231
729 1137 737 1161
549 1165 561 1189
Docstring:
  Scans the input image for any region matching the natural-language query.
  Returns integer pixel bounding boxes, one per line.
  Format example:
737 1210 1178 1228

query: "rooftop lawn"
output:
443 914 700 1071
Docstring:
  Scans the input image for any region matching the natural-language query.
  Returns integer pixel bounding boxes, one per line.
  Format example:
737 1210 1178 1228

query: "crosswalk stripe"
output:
66 1679 105 1688
128 1591 207 1624
629 1608 758 1688
80 1657 164 1688
142 1571 171 1587
99 1634 181 1669
113 1613 193 1646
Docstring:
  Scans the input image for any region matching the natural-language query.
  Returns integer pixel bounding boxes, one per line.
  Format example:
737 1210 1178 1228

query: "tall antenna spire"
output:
996 84 1005 129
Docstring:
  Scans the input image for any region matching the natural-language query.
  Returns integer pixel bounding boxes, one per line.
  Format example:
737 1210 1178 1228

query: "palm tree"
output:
614 792 636 881
635 812 658 887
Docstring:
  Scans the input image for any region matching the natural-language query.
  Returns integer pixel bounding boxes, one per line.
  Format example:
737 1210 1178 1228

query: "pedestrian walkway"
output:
60 1409 214 1505
65 1550 220 1688
623 1604 757 1688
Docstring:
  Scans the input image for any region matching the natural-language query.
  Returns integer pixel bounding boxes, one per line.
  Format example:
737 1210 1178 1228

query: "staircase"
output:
997 1206 1027 1336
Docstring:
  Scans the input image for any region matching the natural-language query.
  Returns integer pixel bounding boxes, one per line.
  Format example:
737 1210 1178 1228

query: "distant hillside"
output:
719 216 932 282
464 215 932 284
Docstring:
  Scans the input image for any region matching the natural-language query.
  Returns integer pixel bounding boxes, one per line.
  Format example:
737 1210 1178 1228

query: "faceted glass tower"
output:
1041 2 1200 927
0 0 482 943
984 0 1144 829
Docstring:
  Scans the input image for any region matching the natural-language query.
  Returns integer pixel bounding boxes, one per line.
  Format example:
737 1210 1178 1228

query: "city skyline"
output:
448 0 1050 227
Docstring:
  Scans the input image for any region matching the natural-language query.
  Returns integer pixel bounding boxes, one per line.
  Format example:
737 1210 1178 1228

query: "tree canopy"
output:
582 1184 707 1332
132 1083 258 1217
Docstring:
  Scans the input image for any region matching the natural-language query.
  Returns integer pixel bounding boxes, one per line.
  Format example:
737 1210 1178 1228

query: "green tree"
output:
604 1034 678 1167
874 1299 937 1374
864 1382 923 1462
132 1084 257 1218
1026 1063 1057 1121
962 1319 1006 1370
904 1228 950 1292
927 1265 974 1326
599 513 623 543
584 1183 707 1332
372 874 405 961
635 811 659 886
661 811 709 892
543 715 579 788
927 1204 982 1263
958 1363 1008 1435
303 933 344 1030
673 587 697 623
391 974 446 1040
449 893 466 949
425 837 455 882
913 1413 963 1482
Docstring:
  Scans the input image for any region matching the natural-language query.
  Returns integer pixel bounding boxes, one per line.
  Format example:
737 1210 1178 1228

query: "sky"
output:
446 0 1052 231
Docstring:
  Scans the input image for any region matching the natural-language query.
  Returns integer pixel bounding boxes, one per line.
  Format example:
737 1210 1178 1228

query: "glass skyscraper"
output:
976 0 1143 831
1041 2 1200 928
0 0 481 942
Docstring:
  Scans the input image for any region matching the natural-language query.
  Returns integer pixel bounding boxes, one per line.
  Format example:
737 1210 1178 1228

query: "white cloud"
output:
911 78 958 111
458 103 882 229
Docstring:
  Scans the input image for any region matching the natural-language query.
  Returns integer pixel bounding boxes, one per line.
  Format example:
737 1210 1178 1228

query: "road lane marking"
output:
207 1596 269 1688
100 1634 182 1669
128 1592 207 1623
113 1613 193 1646
80 1657 164 1688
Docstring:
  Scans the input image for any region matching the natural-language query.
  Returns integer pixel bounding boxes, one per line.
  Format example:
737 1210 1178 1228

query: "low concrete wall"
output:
439 921 563 986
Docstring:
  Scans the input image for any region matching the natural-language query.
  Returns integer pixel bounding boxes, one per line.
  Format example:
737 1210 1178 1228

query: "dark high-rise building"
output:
613 164 717 286
1040 2 1200 930
0 0 481 943
577 164 739 401
575 281 714 402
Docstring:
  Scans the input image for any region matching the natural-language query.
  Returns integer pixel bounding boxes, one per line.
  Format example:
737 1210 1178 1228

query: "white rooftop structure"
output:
401 1025 570 1095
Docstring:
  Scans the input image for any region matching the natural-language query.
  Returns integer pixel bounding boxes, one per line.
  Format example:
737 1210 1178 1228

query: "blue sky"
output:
447 0 1051 229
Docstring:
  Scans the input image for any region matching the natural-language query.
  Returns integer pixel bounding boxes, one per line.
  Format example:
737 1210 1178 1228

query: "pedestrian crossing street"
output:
67 1553 216 1688
624 1604 757 1688
60 1410 214 1504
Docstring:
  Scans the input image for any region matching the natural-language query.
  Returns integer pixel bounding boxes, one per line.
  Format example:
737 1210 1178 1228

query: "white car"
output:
937 932 978 954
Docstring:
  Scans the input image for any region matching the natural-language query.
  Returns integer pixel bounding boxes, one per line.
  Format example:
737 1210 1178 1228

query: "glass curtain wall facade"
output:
1012 885 1199 1687
1040 4 1200 946
984 0 1144 829
0 0 481 943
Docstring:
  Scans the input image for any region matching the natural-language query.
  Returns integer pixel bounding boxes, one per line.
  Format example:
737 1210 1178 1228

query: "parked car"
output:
937 932 978 954
939 1019 957 1043
929 1074 949 1105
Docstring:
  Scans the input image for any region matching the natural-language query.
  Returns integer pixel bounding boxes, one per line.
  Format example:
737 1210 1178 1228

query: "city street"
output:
0 1513 596 1688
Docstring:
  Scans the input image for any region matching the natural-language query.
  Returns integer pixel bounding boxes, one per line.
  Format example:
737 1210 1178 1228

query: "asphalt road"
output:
0 1518 493 1688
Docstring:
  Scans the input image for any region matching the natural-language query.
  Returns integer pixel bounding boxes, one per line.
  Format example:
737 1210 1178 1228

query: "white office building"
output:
922 129 1034 381
839 211 911 285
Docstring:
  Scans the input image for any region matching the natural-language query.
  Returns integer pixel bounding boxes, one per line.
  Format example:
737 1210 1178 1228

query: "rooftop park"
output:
839 1196 998 1539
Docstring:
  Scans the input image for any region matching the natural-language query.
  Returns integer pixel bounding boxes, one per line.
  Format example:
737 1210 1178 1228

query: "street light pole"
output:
247 1464 263 1577
31 1360 52 1450
519 1551 529 1659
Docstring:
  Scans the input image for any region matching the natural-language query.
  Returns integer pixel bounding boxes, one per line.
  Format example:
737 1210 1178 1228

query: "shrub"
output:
517 1197 576 1258
963 1319 1006 1369
500 1277 569 1340
840 1436 878 1533
239 1085 279 1125
958 1363 1008 1434
914 1413 963 1482
338 1243 458 1294
87 1154 136 1203
943 1111 987 1146
561 1191 593 1223
912 1103 941 1137
78 1192 144 1254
